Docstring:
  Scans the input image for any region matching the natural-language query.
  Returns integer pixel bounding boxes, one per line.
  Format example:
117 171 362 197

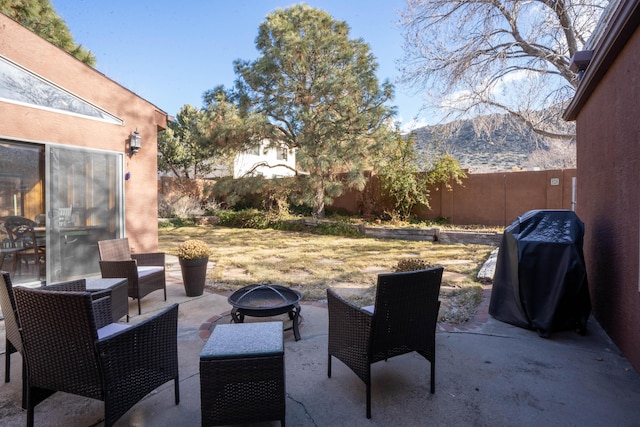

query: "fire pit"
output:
228 284 302 341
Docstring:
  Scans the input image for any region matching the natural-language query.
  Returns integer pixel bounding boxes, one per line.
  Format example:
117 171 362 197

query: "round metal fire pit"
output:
228 284 302 341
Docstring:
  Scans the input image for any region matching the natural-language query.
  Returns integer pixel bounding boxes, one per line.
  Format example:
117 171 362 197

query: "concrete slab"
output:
2 265 640 426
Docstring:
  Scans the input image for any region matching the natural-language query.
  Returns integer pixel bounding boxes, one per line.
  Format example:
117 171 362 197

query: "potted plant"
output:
177 239 212 296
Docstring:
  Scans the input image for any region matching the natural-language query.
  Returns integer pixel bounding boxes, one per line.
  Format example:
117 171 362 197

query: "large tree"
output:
234 4 395 218
1 0 96 66
158 105 221 179
399 0 608 141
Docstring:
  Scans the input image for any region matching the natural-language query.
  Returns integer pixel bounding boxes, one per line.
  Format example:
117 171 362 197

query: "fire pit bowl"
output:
228 284 302 341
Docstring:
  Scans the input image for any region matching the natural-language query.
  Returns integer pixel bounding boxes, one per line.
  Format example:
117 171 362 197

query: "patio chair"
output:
13 286 179 427
0 271 27 409
327 267 444 418
0 273 116 410
3 216 45 278
98 237 166 315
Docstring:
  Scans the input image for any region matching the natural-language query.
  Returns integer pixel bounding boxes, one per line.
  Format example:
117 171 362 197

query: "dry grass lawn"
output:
158 226 494 324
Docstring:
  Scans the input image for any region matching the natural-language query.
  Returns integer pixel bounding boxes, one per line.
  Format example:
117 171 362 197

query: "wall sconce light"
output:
129 128 142 154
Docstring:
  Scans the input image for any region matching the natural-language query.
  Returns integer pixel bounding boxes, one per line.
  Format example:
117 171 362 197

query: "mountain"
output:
410 114 576 173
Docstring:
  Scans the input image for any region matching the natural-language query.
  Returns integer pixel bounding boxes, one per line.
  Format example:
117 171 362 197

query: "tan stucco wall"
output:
330 169 576 227
0 13 166 252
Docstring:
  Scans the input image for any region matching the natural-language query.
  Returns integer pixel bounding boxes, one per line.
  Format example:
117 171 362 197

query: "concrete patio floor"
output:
2 256 640 426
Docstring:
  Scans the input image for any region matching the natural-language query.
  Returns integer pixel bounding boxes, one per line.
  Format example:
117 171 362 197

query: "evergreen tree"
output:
1 0 96 66
234 4 395 218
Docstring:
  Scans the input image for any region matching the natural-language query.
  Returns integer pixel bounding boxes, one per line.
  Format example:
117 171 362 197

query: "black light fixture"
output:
129 128 142 154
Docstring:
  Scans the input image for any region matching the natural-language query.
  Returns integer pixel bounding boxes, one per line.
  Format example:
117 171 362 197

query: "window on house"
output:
277 148 288 161
0 55 123 125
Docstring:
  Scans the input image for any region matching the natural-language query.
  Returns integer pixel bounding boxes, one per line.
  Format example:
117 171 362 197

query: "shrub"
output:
158 193 204 218
215 209 271 229
393 258 432 272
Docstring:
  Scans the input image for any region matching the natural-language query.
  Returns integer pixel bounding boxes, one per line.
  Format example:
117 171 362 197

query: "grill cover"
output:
489 210 591 337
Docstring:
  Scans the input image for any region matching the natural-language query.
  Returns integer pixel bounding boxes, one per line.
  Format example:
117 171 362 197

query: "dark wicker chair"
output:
0 271 27 409
0 273 114 411
13 287 180 427
98 237 166 315
327 267 444 418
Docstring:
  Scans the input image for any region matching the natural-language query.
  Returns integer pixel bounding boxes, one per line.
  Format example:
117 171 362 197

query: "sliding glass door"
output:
0 139 124 284
47 146 124 282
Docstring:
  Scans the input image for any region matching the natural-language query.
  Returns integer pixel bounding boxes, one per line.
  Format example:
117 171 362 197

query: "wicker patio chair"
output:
98 237 166 315
13 287 179 427
0 271 27 409
327 266 444 419
0 273 114 411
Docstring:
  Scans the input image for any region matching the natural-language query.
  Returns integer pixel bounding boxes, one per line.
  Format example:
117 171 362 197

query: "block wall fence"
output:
159 168 577 227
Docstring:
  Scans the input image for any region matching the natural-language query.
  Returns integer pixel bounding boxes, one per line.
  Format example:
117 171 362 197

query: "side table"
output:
200 321 285 427
85 277 128 322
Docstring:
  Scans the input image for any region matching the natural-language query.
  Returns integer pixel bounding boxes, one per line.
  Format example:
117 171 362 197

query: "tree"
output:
202 85 272 157
233 4 395 218
399 0 608 141
1 0 96 66
379 132 466 220
158 105 221 179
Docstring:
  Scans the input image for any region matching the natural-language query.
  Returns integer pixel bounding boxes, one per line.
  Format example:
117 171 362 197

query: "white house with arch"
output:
233 139 297 179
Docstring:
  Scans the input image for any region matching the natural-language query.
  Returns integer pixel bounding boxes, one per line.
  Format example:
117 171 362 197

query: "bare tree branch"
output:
399 0 608 141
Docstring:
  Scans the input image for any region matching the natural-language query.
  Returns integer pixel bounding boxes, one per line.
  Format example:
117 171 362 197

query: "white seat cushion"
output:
137 266 164 277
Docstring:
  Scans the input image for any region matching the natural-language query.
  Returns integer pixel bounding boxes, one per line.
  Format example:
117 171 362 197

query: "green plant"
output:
177 239 212 260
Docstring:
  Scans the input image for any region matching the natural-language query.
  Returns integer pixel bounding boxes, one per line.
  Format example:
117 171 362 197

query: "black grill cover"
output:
489 210 591 337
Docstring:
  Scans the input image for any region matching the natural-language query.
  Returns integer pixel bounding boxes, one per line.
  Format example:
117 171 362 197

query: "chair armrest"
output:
131 252 165 267
99 259 139 283
92 295 113 329
327 288 373 356
97 304 179 382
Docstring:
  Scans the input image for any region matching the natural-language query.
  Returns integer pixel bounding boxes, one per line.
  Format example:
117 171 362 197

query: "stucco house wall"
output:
0 13 166 253
564 0 640 371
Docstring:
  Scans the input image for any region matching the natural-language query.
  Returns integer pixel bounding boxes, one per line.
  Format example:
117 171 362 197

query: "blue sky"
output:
49 0 434 131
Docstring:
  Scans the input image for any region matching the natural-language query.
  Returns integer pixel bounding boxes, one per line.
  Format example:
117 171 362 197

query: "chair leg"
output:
4 340 9 383
137 298 142 315
327 354 332 378
366 381 371 419
366 365 372 419
430 359 435 393
26 388 34 427
174 377 180 405
21 360 27 409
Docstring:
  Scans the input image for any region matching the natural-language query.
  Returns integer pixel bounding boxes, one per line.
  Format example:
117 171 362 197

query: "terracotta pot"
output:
179 256 209 297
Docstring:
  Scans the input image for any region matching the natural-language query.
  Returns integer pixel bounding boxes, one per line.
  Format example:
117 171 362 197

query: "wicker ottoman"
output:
200 321 285 427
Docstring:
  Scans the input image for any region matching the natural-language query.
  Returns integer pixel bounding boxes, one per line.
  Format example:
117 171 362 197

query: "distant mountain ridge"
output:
410 114 571 173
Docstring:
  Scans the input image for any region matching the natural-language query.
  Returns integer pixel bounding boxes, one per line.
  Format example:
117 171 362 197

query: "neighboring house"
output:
0 13 168 285
233 139 297 179
564 0 640 372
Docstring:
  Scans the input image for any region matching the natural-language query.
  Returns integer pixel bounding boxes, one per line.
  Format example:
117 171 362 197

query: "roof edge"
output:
563 0 640 121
